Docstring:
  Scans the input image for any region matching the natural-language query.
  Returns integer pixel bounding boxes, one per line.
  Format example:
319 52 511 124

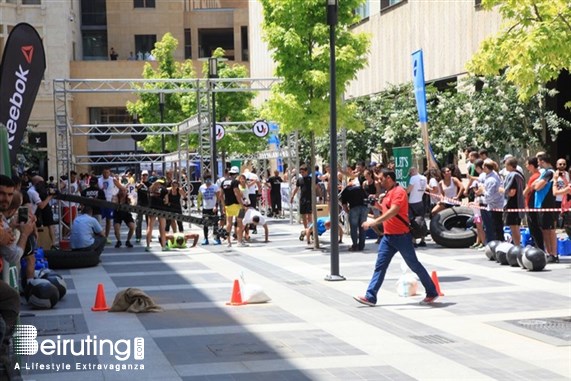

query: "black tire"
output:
44 249 101 269
430 206 477 248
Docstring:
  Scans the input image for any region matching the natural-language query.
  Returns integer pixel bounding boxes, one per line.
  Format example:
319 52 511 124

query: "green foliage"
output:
349 75 570 164
467 0 571 103
127 33 197 153
203 48 265 155
127 37 265 157
259 0 370 136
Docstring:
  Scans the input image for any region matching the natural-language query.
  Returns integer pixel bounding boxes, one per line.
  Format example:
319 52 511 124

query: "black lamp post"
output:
133 113 138 176
209 57 218 180
159 92 166 175
325 0 344 282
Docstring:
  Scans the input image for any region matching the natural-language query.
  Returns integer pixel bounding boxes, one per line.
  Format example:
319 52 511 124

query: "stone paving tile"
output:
181 366 415 381
101 252 167 263
144 287 229 304
138 305 303 330
103 261 210 273
111 272 229 287
418 290 570 315
21 290 81 311
156 330 364 366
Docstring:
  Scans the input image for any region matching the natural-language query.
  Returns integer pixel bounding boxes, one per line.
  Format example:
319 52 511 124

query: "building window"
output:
355 0 370 20
22 0 41 4
241 26 248 62
81 0 107 26
89 107 130 142
82 30 108 60
184 28 192 59
475 0 482 7
134 0 155 8
381 0 404 11
135 34 157 56
198 28 234 59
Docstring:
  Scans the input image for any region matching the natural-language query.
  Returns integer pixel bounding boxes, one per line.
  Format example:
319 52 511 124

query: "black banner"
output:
28 131 47 147
0 23 46 164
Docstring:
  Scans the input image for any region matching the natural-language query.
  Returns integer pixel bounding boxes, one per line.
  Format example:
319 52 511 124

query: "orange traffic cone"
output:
431 271 444 296
91 283 110 311
226 279 246 306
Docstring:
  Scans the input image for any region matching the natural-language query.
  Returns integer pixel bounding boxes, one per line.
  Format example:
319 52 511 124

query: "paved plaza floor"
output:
16 218 571 381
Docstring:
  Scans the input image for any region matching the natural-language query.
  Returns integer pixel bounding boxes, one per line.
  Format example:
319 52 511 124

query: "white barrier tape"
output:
424 191 570 213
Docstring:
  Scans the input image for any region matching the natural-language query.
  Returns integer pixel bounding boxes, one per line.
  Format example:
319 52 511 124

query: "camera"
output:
364 197 377 206
18 206 29 223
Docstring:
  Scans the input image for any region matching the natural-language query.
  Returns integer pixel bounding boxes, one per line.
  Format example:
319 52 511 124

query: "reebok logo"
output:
21 45 34 64
6 64 30 149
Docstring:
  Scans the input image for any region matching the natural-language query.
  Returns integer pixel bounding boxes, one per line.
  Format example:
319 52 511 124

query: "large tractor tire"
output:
429 206 477 248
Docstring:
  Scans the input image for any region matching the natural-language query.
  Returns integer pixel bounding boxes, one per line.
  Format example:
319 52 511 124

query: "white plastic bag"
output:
395 263 418 297
240 273 271 304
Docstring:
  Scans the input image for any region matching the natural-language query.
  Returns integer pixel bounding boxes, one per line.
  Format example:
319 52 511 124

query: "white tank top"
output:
441 179 457 200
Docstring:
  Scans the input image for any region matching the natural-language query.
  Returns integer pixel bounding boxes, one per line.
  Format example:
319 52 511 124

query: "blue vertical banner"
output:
412 50 428 123
411 50 438 169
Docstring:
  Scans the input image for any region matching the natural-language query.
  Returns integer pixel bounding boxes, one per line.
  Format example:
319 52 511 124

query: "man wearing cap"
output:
499 154 523 180
221 166 248 247
198 174 223 245
80 177 106 224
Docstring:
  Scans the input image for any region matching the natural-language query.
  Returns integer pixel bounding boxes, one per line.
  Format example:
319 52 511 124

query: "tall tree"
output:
260 0 369 135
260 0 370 247
127 33 197 154
127 36 262 157
467 0 571 103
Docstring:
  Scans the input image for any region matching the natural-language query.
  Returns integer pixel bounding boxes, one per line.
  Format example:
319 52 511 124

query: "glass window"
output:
381 0 403 11
135 34 157 56
82 30 108 60
241 26 248 61
134 0 155 8
22 0 41 4
184 28 192 59
355 0 370 20
81 0 107 26
198 28 234 60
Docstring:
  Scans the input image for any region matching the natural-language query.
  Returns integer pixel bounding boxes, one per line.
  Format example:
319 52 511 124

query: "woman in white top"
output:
431 165 464 215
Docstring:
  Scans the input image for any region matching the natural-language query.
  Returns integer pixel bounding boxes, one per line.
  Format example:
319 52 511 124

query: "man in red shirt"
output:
354 169 439 306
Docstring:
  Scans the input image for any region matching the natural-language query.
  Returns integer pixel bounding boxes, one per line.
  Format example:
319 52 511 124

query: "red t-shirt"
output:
381 185 410 235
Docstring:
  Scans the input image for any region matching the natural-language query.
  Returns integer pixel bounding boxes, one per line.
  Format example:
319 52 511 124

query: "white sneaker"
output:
238 241 249 247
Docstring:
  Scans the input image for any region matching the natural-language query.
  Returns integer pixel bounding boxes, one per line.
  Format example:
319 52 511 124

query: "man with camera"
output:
0 175 35 361
355 169 439 307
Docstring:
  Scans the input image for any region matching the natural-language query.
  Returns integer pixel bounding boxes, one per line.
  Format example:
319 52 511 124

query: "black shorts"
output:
299 199 312 215
503 211 521 226
539 211 557 230
409 202 425 218
114 210 134 225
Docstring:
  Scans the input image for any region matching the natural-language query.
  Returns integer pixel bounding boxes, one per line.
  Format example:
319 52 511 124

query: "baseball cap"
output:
229 166 240 174
141 170 149 175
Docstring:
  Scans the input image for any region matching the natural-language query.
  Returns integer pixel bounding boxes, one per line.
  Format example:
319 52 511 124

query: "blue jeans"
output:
481 209 504 244
349 205 368 250
365 233 437 304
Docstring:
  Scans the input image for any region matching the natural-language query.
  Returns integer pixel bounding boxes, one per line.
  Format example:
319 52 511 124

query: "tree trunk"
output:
310 132 320 249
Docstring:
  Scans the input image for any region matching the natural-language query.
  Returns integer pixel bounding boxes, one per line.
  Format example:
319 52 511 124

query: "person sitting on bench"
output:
70 206 106 254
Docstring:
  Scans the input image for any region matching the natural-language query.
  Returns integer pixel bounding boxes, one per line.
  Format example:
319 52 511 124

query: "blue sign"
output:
412 50 428 123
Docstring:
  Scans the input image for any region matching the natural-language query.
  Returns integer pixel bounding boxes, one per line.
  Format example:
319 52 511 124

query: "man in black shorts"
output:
113 187 135 248
290 165 319 229
533 154 558 262
502 157 525 246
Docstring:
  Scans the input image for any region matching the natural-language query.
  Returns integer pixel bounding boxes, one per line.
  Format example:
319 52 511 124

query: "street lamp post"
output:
159 92 166 175
325 0 345 282
133 113 139 176
209 57 218 180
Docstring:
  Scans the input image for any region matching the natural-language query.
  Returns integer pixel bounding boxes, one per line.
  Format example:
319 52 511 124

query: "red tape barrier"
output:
424 191 570 213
